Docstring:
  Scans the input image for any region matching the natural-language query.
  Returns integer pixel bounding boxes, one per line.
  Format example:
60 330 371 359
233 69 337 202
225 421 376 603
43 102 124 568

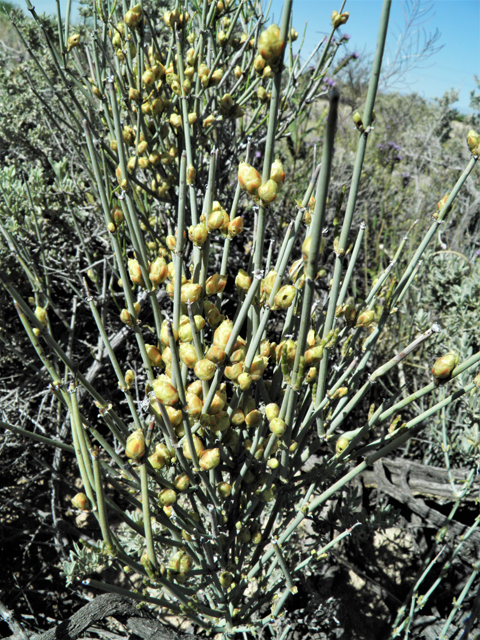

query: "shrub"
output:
1 0 480 637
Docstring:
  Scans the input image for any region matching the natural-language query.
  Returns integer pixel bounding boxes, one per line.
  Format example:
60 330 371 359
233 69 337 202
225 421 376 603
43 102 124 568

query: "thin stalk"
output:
85 285 143 431
83 119 155 381
91 448 113 549
139 463 158 570
4 278 132 435
271 539 296 592
321 0 393 361
0 421 74 453
291 89 339 389
391 156 477 307
336 222 366 308
325 323 440 436
173 152 187 332
201 273 262 414
252 0 293 279
70 385 95 489
174 29 198 226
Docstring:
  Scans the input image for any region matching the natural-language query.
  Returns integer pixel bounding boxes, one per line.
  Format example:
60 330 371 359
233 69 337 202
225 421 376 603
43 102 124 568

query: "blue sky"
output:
270 0 480 113
15 0 480 113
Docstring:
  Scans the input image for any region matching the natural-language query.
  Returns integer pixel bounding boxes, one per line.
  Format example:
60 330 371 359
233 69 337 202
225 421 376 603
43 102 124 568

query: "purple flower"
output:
324 77 336 87
352 52 359 59
342 34 351 41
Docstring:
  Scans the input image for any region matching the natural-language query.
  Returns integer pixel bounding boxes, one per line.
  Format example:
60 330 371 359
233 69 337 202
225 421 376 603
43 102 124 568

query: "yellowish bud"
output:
160 319 178 346
237 372 252 390
265 403 279 421
179 343 199 368
158 488 177 506
189 223 209 247
270 158 285 188
329 386 348 400
145 344 162 367
149 451 167 470
128 258 145 286
125 429 145 459
200 448 221 470
213 318 233 350
125 369 135 387
67 33 81 50
205 345 227 365
228 216 244 237
124 3 142 27
211 69 223 85
245 410 262 428
180 282 202 303
432 352 459 381
174 473 190 492
304 345 324 366
183 434 204 460
152 376 179 405
178 314 205 342
258 24 284 66
252 56 265 77
231 407 245 425
250 355 268 380
238 162 262 196
206 273 228 295
194 359 216 381
203 114 216 128
219 571 233 587
217 482 232 499
356 310 375 328
274 284 296 309
71 492 91 510
467 129 480 155
269 418 286 437
257 179 278 204
149 257 168 286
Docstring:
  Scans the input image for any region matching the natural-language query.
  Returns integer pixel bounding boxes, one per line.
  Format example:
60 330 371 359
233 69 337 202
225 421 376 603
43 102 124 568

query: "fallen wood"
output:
36 594 200 640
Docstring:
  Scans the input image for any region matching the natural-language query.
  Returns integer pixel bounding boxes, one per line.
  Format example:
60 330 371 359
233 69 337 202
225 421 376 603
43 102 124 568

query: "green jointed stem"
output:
325 324 439 436
253 0 293 276
291 89 339 389
360 348 480 447
247 378 477 587
321 0 392 355
174 30 198 226
336 222 366 308
391 156 478 307
85 289 143 432
70 386 95 488
202 272 262 414
4 278 132 436
271 539 295 592
173 152 187 332
91 448 113 550
0 421 74 453
139 463 158 570
83 120 155 381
